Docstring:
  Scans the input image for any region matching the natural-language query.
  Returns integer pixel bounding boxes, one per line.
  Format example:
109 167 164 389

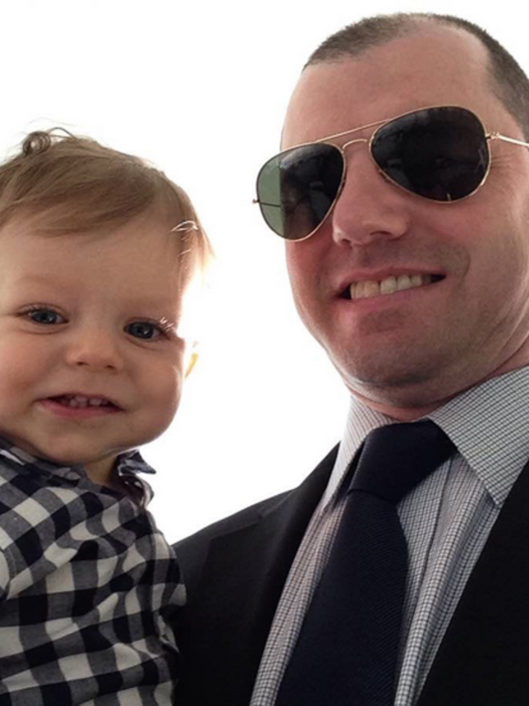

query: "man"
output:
175 13 529 705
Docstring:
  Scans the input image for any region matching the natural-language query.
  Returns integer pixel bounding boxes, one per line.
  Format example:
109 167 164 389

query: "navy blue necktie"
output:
275 421 455 706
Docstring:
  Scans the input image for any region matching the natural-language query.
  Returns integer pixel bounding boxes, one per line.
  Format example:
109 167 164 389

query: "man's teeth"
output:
350 273 432 300
58 395 111 408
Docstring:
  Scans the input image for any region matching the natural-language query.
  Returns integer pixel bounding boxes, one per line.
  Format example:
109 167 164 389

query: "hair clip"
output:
171 220 199 233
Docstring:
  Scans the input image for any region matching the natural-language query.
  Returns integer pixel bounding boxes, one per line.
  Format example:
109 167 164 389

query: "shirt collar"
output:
430 367 529 506
0 437 156 501
322 400 392 504
324 366 529 508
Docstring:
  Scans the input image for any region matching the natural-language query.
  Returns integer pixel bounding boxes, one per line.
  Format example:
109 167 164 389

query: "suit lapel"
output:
178 447 337 706
179 447 529 705
418 457 529 705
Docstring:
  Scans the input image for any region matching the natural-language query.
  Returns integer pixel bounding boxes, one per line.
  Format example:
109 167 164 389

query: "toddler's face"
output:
0 211 187 486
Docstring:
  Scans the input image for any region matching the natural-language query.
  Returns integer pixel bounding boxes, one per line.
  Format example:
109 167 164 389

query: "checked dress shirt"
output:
0 437 184 705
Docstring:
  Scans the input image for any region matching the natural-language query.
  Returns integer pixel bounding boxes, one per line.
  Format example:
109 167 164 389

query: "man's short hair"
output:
0 129 212 282
305 13 529 140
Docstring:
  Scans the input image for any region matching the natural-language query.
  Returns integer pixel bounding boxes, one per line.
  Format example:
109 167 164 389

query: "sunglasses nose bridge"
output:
338 137 373 182
332 137 380 205
341 136 369 151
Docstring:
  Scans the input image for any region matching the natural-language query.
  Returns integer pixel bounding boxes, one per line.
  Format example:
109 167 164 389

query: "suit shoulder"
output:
174 444 339 583
173 490 288 591
176 489 288 552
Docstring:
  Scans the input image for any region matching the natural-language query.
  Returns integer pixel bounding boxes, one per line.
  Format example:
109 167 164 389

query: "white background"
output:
1 0 526 540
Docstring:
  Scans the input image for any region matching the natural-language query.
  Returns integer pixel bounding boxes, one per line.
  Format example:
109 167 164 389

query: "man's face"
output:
282 27 529 418
0 211 187 485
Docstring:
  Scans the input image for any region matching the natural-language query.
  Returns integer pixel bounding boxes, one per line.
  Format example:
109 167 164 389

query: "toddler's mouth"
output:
48 394 120 410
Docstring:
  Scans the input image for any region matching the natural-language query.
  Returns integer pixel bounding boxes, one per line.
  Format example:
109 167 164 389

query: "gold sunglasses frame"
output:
254 104 529 242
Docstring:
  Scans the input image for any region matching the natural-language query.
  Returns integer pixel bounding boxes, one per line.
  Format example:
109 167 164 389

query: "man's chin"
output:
334 356 459 418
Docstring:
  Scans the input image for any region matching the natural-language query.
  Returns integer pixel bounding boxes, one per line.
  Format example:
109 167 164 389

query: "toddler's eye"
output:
126 321 162 340
27 308 65 325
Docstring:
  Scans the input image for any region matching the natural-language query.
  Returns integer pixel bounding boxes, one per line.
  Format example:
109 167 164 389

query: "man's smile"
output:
339 273 445 300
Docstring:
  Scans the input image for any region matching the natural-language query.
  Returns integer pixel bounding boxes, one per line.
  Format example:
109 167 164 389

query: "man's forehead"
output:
282 27 495 147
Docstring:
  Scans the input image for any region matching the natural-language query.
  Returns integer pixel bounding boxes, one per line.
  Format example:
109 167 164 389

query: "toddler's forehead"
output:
0 209 200 304
1 211 184 265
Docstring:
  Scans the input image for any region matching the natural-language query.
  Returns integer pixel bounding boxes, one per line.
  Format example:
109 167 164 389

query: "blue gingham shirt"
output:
251 367 529 706
0 438 185 705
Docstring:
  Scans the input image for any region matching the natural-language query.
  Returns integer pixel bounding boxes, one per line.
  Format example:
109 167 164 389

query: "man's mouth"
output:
343 273 444 300
48 394 119 410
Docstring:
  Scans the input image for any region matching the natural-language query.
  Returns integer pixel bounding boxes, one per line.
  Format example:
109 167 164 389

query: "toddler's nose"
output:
65 328 124 372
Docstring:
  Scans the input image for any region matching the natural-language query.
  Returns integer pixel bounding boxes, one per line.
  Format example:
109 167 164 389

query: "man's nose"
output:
330 145 410 247
64 326 125 372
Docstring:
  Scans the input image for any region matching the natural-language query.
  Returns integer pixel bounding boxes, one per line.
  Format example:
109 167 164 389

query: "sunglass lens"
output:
371 106 490 201
256 143 344 239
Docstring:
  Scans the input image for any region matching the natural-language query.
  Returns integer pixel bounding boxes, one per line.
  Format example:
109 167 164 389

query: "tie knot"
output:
349 420 455 503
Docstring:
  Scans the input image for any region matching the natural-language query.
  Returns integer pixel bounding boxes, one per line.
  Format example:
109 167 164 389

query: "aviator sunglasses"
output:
254 105 529 241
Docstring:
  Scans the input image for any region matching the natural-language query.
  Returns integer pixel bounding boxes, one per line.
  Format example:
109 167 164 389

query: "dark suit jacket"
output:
174 447 529 705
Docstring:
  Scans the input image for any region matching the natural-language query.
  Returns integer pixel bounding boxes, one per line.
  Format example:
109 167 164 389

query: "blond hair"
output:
0 129 212 283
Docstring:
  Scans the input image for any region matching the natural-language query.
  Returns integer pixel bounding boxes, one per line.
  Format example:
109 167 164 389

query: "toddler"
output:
0 130 211 704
